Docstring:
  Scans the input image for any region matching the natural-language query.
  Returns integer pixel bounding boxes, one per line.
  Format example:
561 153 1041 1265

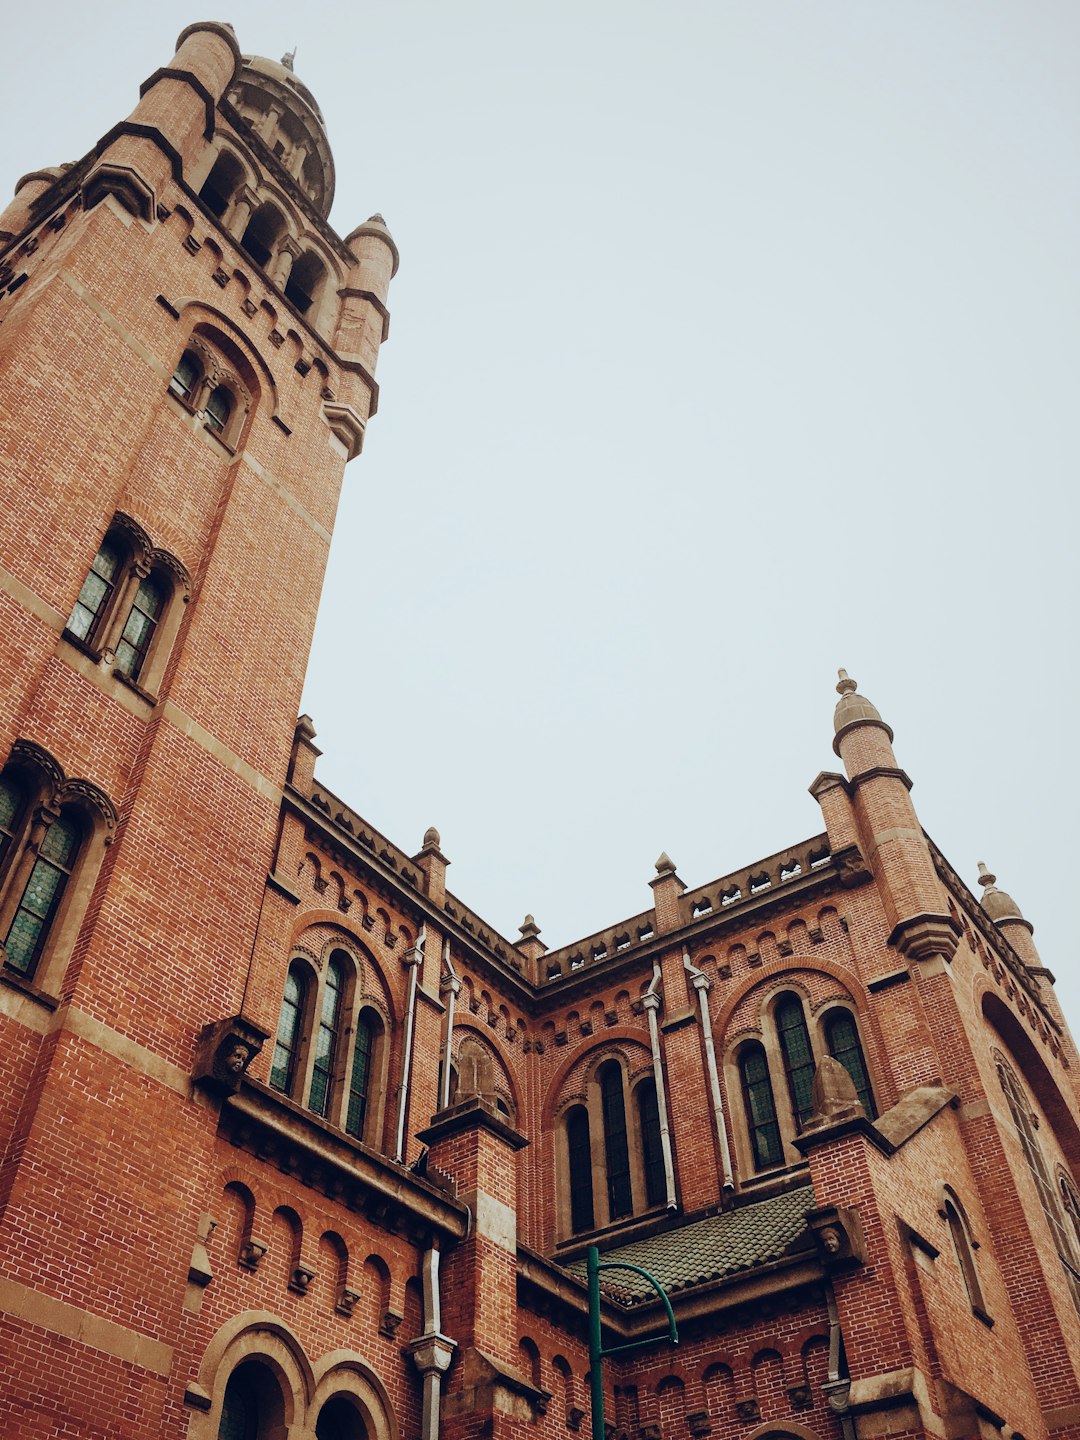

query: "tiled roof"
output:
562 1185 815 1306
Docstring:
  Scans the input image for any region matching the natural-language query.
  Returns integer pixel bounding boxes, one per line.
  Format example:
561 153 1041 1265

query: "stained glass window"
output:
740 1043 783 1169
309 955 344 1117
824 1009 876 1118
637 1078 666 1208
346 1011 376 1140
776 994 815 1127
270 965 306 1093
567 1106 594 1233
600 1061 632 1220
4 811 80 976
67 540 121 644
114 575 164 682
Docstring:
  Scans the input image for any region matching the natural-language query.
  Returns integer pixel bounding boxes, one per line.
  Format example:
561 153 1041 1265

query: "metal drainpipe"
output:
682 946 734 1191
411 1245 456 1440
823 1279 856 1440
641 961 677 1209
439 938 460 1111
394 923 425 1163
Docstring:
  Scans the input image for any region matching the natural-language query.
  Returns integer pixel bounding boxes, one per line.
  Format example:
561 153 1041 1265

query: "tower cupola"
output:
227 52 335 215
977 863 1033 933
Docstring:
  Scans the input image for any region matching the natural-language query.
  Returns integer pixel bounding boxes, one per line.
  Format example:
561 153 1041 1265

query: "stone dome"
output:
832 669 894 753
227 53 336 216
977 864 1032 932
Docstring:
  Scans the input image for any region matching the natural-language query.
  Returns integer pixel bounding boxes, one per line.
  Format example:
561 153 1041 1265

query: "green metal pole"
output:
587 1246 605 1440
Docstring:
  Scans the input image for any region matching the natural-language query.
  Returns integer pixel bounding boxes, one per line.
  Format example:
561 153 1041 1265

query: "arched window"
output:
599 1060 633 1220
346 1008 377 1140
270 963 307 1093
67 538 123 646
0 773 26 876
205 385 235 437
942 1190 989 1322
4 809 82 976
284 250 326 316
567 1106 594 1233
169 348 203 403
637 1078 666 1208
824 1008 876 1118
1061 1175 1080 1256
114 573 165 682
309 953 345 1116
739 1042 783 1170
199 150 245 220
64 517 188 695
240 202 285 270
997 1057 1080 1310
776 994 815 1128
217 1359 286 1440
315 1395 367 1440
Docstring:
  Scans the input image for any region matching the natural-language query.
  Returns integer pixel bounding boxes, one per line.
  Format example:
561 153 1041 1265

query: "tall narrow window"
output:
599 1061 632 1220
567 1106 594 1233
169 349 202 402
284 251 326 316
199 150 243 220
346 1011 376 1140
270 964 306 1093
824 1009 876 1118
309 955 344 1116
115 575 165 682
0 774 25 876
240 202 285 271
997 1058 1080 1310
740 1042 783 1169
943 1194 989 1322
776 994 815 1127
67 540 122 644
637 1078 666 1208
4 811 81 976
205 385 234 437
218 1365 260 1440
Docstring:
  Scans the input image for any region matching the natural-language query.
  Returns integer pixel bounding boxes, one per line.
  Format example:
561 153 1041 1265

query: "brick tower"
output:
2 22 1080 1440
0 23 401 1437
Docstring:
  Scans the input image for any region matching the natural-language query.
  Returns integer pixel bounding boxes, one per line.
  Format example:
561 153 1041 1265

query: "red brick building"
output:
0 23 1078 1440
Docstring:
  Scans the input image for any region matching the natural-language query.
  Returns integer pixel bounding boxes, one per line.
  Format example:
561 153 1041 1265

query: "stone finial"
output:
654 852 677 877
423 825 441 849
808 1055 864 1127
519 914 541 940
976 861 1031 932
832 667 893 753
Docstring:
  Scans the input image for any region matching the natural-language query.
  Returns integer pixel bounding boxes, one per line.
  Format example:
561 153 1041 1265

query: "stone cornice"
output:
221 1080 470 1244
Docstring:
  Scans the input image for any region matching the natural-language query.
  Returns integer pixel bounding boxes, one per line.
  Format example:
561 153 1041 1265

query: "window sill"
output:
0 963 59 1013
555 1203 677 1259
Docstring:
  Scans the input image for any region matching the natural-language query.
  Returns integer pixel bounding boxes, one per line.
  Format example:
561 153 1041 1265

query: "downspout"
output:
394 923 425 1163
409 1245 456 1440
682 946 734 1192
823 1279 856 1440
439 938 460 1111
641 961 677 1210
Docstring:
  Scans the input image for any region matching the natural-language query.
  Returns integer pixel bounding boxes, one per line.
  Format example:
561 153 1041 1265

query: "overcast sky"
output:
5 3 1078 1032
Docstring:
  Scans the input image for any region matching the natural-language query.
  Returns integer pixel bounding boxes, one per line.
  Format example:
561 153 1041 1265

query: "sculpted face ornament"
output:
820 1225 844 1254
222 1042 251 1075
191 1015 270 1095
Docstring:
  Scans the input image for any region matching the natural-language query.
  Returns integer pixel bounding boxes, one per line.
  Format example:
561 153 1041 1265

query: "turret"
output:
828 670 958 963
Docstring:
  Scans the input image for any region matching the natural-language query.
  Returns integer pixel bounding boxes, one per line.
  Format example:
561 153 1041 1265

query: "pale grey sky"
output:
6 3 1079 1031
